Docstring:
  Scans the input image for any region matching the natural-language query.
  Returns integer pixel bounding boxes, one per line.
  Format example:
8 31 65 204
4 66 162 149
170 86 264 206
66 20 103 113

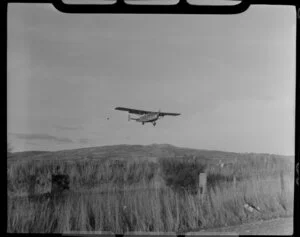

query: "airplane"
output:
115 107 180 126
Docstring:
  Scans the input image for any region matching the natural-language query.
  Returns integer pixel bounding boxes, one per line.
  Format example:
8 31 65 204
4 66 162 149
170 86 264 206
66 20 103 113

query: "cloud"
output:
54 125 83 131
12 133 73 144
78 138 89 145
25 141 40 146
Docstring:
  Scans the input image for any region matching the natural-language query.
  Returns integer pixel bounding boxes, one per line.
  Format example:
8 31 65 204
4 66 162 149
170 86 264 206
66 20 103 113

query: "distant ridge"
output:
8 144 294 163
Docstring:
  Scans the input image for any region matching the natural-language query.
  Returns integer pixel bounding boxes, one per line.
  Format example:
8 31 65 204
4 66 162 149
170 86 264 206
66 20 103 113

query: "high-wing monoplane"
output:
115 107 180 126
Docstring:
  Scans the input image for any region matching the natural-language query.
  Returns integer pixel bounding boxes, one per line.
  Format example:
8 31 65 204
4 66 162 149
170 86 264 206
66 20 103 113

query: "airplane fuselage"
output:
129 112 160 125
136 112 159 123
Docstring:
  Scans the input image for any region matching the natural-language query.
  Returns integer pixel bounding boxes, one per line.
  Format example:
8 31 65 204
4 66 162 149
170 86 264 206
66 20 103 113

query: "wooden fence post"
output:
280 171 285 193
233 175 236 189
198 173 207 203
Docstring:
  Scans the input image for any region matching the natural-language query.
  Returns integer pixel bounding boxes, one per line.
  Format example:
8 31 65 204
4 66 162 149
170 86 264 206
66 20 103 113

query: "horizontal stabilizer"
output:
128 113 138 121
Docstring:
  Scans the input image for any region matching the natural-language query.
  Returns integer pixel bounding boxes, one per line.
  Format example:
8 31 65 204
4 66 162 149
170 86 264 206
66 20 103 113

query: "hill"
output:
8 144 293 164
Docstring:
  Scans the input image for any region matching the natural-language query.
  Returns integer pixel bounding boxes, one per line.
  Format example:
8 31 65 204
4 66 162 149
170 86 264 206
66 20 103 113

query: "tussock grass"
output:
7 156 294 233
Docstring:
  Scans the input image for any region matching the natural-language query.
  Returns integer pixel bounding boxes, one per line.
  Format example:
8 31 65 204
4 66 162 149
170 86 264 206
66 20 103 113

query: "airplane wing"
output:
115 107 153 115
159 112 180 116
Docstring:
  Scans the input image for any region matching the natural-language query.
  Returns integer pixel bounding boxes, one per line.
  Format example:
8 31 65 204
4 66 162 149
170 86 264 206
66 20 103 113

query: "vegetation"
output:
160 157 206 193
7 143 13 159
7 152 294 233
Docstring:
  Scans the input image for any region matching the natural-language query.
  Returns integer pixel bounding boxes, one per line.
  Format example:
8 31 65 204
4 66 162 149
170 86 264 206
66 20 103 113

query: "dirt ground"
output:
198 217 293 235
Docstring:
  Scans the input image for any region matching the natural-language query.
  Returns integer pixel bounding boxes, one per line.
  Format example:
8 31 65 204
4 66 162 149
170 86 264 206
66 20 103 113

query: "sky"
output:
7 3 296 155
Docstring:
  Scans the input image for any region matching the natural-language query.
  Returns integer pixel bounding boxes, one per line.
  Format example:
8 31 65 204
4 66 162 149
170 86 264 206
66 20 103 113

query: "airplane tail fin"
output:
128 113 137 121
128 113 141 122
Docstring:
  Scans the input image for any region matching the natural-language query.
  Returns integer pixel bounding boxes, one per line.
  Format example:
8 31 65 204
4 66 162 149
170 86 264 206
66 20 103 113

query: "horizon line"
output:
10 143 294 157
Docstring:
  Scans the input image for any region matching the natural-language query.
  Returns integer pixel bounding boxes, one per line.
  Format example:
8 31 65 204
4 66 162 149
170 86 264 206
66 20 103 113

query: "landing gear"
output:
153 122 156 126
142 122 145 125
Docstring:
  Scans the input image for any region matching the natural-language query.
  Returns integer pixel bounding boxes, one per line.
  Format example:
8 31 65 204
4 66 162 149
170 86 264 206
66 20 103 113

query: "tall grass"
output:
7 159 158 195
7 156 294 233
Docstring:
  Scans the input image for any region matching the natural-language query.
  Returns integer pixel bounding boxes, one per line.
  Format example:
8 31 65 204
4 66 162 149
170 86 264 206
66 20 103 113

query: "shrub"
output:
160 158 206 193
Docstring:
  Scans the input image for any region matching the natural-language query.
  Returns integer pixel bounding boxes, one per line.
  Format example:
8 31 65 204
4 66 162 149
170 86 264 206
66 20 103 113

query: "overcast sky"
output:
7 3 295 155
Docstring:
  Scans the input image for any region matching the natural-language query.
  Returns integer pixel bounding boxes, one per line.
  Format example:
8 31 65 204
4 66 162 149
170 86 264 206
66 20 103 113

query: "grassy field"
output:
7 154 294 233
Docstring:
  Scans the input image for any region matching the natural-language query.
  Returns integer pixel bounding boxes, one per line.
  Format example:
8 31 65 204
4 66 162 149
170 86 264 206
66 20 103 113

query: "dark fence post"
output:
28 175 36 197
51 174 70 195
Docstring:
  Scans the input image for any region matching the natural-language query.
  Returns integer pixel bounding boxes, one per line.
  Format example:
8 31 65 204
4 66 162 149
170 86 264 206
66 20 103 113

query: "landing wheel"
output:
153 122 156 126
142 122 145 125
